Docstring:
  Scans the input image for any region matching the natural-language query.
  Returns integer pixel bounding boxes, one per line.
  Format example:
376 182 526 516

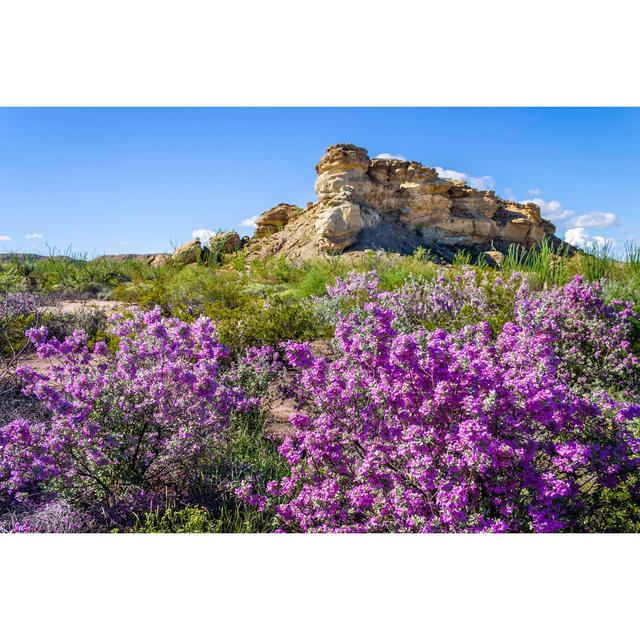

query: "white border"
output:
0 0 639 106
1 533 638 638
1 1 639 636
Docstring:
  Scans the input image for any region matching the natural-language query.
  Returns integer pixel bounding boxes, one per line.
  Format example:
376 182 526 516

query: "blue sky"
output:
0 107 638 256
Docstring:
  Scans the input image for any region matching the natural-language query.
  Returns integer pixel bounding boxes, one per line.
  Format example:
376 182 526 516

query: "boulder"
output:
95 253 170 267
254 203 302 238
172 239 201 265
209 231 241 255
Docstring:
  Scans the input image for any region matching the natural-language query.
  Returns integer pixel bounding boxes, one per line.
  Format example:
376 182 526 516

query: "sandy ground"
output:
10 299 132 374
41 299 132 315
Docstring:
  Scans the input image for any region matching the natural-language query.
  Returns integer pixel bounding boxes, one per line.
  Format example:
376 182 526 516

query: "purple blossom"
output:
1 307 252 517
241 288 640 532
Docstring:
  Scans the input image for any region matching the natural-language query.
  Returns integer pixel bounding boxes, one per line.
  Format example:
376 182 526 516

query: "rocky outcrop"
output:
208 231 242 255
96 253 169 267
254 204 303 238
172 239 201 265
172 232 243 265
246 144 564 262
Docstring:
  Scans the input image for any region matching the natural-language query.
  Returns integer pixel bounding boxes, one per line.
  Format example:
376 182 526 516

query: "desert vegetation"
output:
1 240 640 532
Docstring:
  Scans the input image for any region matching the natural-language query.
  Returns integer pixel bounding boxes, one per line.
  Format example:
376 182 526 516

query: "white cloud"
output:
527 188 543 196
435 167 495 191
374 153 407 161
522 198 575 224
241 215 259 229
435 167 466 182
569 210 617 229
26 233 44 240
467 175 495 190
564 227 617 249
522 197 619 232
191 228 216 244
0 235 11 242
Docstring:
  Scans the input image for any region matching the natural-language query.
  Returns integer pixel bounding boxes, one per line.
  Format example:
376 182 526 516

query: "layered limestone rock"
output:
246 143 562 262
254 204 303 238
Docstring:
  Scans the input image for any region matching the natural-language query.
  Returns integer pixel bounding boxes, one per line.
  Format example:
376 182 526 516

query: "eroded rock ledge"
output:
247 143 561 262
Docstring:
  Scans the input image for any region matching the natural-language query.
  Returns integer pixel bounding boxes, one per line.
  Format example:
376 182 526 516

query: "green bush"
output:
132 505 215 533
205 295 329 357
0 312 36 359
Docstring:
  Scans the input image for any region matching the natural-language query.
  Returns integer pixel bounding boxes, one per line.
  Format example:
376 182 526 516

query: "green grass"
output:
500 237 570 288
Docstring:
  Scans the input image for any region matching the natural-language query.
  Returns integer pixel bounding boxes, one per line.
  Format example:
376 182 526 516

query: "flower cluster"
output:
0 307 249 515
381 269 526 334
0 291 42 322
516 276 640 397
314 269 639 399
243 298 640 532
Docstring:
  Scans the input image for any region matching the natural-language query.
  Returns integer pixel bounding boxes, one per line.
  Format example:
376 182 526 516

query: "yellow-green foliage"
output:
203 296 329 357
0 312 36 358
132 505 215 533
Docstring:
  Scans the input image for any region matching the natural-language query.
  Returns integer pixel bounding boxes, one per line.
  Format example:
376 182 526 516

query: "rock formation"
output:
96 253 170 267
172 231 243 265
254 204 302 238
246 144 562 262
172 239 201 265
208 231 242 255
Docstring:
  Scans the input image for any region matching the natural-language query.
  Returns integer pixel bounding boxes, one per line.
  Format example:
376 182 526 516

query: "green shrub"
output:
0 312 36 359
132 505 215 533
205 295 329 357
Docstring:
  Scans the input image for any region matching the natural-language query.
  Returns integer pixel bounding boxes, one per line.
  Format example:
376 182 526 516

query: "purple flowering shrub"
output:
314 269 640 399
381 269 525 334
2 268 639 533
241 304 640 532
0 308 251 517
517 277 640 397
312 268 526 335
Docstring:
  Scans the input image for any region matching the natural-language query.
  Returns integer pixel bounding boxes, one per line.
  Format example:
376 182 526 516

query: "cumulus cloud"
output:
569 211 617 229
522 198 575 224
374 153 407 161
26 233 44 240
523 197 619 232
241 215 259 229
191 228 216 244
564 227 617 249
0 235 11 242
435 167 495 191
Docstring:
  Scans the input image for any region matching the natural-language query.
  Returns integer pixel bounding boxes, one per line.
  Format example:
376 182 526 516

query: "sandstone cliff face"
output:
247 144 561 262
